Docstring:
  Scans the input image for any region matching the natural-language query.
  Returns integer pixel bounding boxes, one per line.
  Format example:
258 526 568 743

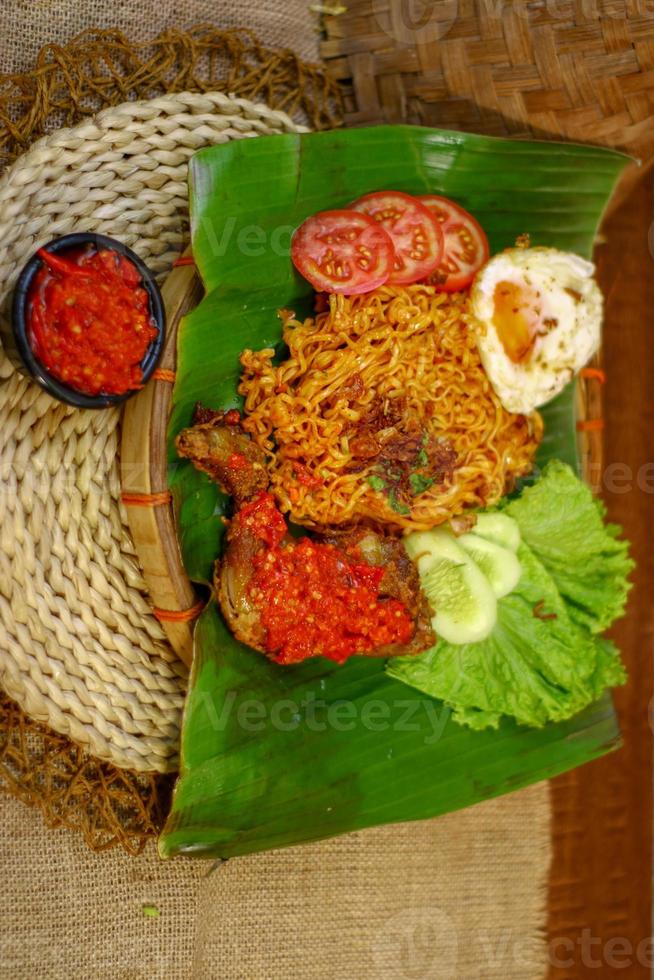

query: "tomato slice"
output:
291 209 395 295
350 191 444 285
419 195 489 291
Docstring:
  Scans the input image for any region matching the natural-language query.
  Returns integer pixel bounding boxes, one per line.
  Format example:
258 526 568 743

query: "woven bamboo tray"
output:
121 261 605 668
321 1 654 161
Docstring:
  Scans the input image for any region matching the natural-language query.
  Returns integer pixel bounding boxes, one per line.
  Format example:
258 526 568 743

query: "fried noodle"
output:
239 284 542 531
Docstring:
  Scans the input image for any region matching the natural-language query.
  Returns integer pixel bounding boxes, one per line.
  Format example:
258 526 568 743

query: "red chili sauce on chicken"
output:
27 246 158 396
238 492 414 664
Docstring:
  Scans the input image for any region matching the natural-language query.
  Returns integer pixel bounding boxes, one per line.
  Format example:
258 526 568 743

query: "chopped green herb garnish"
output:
388 491 410 515
142 904 161 919
416 448 428 467
367 475 387 491
409 472 435 495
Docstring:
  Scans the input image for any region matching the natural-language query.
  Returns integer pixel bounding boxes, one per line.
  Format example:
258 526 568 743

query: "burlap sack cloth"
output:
1 787 547 979
0 5 550 978
0 0 320 71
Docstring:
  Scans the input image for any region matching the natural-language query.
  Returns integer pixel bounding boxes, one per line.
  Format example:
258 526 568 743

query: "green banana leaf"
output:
160 126 629 860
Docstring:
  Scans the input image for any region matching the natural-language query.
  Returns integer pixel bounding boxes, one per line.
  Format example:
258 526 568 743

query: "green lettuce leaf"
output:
388 543 625 729
505 460 634 633
387 461 631 729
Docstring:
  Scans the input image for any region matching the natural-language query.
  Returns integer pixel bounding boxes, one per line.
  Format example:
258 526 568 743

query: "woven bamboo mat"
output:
322 0 654 160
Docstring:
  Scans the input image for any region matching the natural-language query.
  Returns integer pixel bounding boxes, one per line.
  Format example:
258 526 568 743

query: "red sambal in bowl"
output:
9 234 165 408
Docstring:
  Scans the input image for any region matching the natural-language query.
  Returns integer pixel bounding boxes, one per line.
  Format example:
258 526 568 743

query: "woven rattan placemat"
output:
0 90 308 774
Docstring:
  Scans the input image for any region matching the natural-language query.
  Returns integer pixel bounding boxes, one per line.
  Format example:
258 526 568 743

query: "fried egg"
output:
470 246 602 415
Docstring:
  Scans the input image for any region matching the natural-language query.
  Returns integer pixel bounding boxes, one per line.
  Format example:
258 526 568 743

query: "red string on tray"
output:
153 600 205 623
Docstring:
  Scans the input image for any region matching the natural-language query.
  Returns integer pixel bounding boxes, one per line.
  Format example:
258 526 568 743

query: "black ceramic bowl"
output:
8 233 165 409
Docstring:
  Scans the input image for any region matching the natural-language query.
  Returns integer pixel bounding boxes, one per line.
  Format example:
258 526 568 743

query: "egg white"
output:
470 247 602 415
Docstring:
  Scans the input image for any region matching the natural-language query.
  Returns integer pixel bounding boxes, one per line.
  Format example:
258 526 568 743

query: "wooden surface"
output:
547 164 653 977
120 257 203 666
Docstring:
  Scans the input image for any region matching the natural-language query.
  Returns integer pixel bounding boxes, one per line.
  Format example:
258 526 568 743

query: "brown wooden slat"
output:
547 165 654 978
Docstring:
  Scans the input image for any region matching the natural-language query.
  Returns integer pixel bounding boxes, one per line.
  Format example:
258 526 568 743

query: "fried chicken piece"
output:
176 408 274 650
175 405 268 504
215 513 436 659
176 408 435 662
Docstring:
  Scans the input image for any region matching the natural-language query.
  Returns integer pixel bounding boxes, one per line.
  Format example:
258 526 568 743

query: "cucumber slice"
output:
469 512 521 553
457 532 522 598
405 529 497 644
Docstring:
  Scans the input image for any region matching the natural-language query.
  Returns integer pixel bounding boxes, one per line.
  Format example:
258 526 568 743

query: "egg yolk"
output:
492 280 541 363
